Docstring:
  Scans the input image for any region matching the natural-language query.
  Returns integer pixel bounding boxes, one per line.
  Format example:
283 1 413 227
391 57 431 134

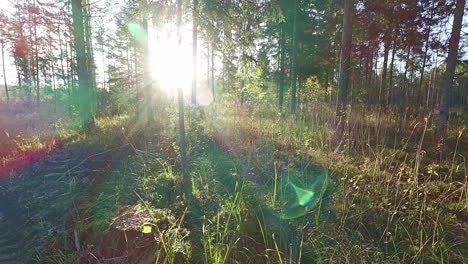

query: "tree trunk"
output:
278 23 285 109
437 0 464 144
380 30 391 108
83 2 97 113
71 0 92 126
33 9 40 106
211 42 215 98
335 0 353 144
1 41 9 101
402 48 411 107
176 0 191 199
207 44 210 92
142 19 154 124
290 0 298 113
388 35 397 105
419 25 431 106
191 0 198 105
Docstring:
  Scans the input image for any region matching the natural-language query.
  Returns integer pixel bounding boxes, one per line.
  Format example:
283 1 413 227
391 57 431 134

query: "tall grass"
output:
200 98 467 263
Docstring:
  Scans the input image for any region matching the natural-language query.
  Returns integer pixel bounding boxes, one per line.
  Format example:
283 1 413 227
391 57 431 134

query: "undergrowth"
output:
28 99 466 263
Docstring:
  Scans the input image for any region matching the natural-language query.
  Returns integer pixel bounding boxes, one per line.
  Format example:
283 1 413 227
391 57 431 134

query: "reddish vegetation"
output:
0 100 66 178
0 137 61 178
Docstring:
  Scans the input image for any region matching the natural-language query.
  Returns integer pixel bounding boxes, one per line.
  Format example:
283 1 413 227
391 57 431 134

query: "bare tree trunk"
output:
278 23 285 109
290 0 298 113
71 0 92 126
335 0 353 144
211 42 215 98
437 0 464 144
388 35 397 105
428 50 439 108
419 25 431 106
83 1 97 113
1 40 9 101
379 31 390 108
33 2 40 106
142 19 154 124
207 44 210 90
176 0 191 199
191 0 198 105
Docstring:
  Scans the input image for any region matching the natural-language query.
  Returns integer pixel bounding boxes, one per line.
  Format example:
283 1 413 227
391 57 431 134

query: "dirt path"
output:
0 142 129 263
0 212 21 264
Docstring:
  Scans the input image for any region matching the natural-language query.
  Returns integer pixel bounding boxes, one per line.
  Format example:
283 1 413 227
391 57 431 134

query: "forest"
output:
0 0 466 263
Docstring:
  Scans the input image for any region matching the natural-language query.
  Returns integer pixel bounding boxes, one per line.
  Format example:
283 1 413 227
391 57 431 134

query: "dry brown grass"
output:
0 99 69 177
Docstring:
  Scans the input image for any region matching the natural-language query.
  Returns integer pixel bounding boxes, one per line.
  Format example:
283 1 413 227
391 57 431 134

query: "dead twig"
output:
43 144 131 178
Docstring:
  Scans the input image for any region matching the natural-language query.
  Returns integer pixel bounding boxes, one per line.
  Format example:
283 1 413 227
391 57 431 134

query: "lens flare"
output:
127 22 148 45
280 172 329 219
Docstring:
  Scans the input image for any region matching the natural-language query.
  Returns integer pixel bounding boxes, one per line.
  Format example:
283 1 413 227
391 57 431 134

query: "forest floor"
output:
0 100 466 263
0 100 68 178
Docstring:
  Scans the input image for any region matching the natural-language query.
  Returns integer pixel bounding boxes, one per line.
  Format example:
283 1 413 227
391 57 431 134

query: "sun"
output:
148 24 193 97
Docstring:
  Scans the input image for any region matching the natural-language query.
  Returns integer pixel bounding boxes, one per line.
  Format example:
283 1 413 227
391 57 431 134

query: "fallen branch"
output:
44 144 131 178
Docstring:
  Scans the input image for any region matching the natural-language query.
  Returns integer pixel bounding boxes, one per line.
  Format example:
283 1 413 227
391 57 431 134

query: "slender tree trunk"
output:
142 18 154 124
191 0 198 105
64 22 74 116
176 0 191 199
1 41 9 101
278 23 285 109
290 0 298 113
428 50 439 108
222 52 226 91
335 0 353 144
402 48 411 107
33 4 40 106
366 45 373 104
388 35 397 105
211 42 215 98
437 0 464 144
419 25 431 106
207 44 211 92
83 2 97 113
71 0 92 126
380 30 391 108
49 42 57 112
102 41 106 90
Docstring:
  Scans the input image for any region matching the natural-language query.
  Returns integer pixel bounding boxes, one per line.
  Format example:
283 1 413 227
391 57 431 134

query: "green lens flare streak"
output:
291 183 315 206
128 22 148 44
280 173 328 220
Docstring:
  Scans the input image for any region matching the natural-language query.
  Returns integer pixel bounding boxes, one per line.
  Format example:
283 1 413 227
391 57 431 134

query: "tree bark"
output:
176 0 191 199
335 0 353 144
437 0 464 144
142 18 154 124
1 40 9 101
191 0 198 105
211 42 215 98
71 0 92 126
380 29 391 108
83 1 97 113
419 25 431 106
290 0 298 113
33 6 40 106
278 23 285 109
388 34 397 105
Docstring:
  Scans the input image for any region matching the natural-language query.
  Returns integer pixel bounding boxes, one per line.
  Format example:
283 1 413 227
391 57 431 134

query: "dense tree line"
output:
0 0 466 141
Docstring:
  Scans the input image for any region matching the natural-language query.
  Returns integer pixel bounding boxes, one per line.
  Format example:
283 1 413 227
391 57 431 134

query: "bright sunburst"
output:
149 24 193 97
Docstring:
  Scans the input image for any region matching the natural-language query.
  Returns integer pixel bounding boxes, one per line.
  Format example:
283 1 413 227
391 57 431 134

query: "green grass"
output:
32 100 466 263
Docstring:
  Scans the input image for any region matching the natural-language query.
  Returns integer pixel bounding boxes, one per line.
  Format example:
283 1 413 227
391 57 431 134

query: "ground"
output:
0 100 466 264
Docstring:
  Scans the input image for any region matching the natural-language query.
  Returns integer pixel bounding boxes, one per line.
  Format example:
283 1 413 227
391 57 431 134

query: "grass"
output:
0 100 70 177
3 96 465 263
197 99 467 263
